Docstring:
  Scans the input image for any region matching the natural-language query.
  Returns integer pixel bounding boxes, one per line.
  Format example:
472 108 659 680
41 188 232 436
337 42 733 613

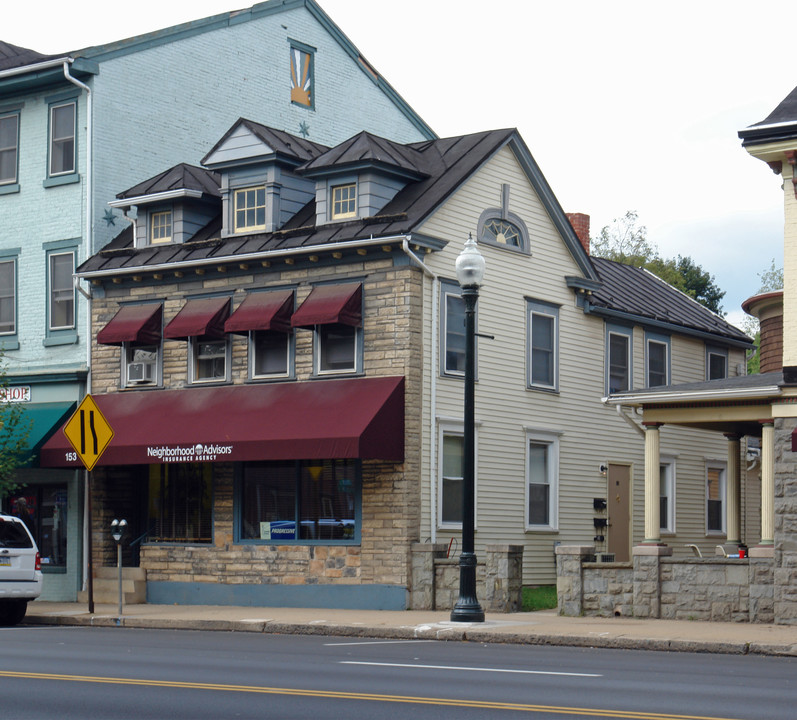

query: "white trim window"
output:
526 431 559 530
315 324 360 375
442 282 465 376
659 458 676 534
49 101 76 176
251 330 291 379
646 333 670 387
0 259 15 335
234 186 266 233
150 210 172 244
706 463 726 535
331 183 356 220
0 112 19 185
124 344 159 387
48 251 75 331
528 300 558 390
438 423 478 529
706 345 728 380
190 338 229 384
607 325 632 394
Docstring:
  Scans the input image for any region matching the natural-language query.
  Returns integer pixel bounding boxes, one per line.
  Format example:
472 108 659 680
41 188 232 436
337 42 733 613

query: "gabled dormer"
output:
109 164 220 247
201 119 327 237
297 131 429 226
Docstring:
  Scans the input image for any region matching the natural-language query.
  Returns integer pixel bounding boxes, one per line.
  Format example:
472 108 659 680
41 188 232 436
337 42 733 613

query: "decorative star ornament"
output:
298 121 310 138
103 209 116 226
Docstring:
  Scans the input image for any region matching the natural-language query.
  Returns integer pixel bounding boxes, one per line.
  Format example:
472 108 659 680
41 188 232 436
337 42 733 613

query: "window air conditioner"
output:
127 362 155 383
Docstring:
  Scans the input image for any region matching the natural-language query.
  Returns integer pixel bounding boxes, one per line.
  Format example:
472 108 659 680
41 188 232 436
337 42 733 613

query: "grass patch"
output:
522 585 557 612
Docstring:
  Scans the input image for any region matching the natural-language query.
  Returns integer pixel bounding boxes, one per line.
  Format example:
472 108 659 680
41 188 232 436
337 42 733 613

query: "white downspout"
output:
62 61 92 595
401 238 439 543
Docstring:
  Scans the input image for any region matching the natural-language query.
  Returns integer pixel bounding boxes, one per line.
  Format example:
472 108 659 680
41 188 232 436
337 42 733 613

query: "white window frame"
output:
0 112 19 186
48 100 76 177
330 182 357 220
0 258 16 335
437 421 479 530
150 210 173 244
646 332 670 388
659 456 676 535
233 186 267 233
706 461 727 535
314 324 361 376
525 429 560 531
441 282 465 377
48 251 75 331
527 300 559 391
123 343 160 388
706 345 728 380
607 325 632 394
189 337 230 384
250 329 292 380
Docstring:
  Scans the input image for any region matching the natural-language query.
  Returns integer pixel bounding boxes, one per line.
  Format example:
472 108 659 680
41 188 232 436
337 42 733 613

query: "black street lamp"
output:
451 235 485 623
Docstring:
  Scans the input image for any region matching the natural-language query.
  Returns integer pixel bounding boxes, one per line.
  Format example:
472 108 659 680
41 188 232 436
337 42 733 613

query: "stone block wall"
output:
774 417 797 624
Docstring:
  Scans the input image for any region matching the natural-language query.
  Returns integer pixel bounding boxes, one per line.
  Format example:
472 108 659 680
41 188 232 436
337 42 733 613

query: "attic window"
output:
234 186 266 232
151 210 172 244
331 183 356 220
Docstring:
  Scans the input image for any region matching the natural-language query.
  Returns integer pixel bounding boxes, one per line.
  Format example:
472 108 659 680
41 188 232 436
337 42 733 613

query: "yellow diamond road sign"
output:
63 395 114 471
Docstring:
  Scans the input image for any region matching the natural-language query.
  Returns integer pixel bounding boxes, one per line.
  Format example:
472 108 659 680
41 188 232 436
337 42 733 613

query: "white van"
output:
0 512 43 625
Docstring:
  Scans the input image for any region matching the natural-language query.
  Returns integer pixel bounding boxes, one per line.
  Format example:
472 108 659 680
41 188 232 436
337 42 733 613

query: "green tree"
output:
592 211 726 314
0 355 31 499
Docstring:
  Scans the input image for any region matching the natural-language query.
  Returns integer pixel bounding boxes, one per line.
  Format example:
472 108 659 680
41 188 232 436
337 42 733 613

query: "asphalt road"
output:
0 626 793 719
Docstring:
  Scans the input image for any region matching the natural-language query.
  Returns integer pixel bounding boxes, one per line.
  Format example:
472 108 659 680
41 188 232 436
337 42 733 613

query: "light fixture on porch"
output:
451 234 485 623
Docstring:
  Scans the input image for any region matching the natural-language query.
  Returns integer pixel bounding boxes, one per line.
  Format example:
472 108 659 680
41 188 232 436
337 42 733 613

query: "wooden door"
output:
607 463 631 562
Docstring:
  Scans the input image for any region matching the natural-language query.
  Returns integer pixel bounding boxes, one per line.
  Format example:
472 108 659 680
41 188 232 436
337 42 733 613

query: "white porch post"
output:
643 422 662 544
725 434 741 546
758 422 775 549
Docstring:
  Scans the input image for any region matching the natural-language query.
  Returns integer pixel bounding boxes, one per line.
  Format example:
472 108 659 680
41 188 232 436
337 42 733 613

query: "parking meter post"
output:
110 519 128 617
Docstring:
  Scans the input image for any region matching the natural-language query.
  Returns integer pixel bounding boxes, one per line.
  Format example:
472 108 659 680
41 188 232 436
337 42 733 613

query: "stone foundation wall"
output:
556 544 775 623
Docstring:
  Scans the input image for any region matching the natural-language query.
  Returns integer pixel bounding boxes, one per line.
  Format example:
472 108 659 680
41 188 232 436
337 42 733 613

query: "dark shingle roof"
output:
299 131 429 179
117 164 220 200
611 371 782 399
739 85 797 146
0 41 60 71
590 257 751 344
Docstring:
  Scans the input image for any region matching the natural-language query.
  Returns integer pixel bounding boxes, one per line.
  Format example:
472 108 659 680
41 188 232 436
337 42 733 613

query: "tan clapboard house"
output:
40 120 752 607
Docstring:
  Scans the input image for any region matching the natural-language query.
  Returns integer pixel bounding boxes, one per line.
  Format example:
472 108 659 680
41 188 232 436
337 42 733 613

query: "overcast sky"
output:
7 0 797 328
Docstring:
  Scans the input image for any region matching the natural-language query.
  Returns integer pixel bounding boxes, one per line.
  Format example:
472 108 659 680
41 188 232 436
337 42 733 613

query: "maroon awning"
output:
291 283 362 328
163 297 230 340
97 303 162 346
40 376 404 467
224 289 293 335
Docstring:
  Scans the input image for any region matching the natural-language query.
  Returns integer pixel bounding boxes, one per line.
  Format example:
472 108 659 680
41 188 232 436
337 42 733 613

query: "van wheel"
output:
0 600 28 626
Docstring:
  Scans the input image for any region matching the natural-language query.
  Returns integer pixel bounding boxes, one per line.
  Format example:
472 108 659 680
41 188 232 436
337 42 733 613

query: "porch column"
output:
725 434 741 546
755 421 775 552
643 422 662 544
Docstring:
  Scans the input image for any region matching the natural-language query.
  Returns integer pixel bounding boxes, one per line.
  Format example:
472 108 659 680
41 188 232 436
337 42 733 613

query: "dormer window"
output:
234 186 266 232
150 210 172 244
331 183 356 220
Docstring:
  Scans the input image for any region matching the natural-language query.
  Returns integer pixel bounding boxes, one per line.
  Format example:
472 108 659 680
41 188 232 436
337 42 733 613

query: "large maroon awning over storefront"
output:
40 376 404 468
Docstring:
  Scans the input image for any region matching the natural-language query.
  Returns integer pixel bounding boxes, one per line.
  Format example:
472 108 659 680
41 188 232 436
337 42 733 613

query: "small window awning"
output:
224 289 293 335
40 376 404 468
291 283 362 329
97 303 162 346
163 297 230 340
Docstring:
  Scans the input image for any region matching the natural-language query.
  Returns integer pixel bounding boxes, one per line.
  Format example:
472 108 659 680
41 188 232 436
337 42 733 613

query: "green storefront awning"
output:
14 402 76 466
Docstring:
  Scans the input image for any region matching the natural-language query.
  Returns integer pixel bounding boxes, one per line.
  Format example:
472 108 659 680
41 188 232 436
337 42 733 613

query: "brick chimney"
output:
566 213 590 255
741 290 783 374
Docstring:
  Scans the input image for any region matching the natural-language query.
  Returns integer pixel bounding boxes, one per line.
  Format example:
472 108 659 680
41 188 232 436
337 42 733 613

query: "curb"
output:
23 613 797 657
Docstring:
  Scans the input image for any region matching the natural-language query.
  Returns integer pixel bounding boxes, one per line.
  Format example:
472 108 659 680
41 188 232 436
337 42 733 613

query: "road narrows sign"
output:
63 395 114 471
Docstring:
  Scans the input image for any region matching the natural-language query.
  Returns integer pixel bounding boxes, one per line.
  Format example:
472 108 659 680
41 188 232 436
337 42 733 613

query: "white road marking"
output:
324 639 437 646
340 661 601 677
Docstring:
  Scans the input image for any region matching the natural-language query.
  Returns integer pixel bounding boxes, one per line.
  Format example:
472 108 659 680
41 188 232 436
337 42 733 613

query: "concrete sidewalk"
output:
24 601 797 657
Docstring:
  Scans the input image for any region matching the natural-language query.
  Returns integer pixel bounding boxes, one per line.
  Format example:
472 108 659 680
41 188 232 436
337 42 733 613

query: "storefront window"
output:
147 463 212 543
7 484 68 570
239 459 358 543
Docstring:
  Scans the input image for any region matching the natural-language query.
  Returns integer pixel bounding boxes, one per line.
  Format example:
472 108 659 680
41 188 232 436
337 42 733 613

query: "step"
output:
94 566 147 582
78 567 147 604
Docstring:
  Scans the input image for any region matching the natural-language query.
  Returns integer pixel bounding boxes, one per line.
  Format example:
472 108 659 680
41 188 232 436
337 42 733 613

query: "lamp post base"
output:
450 551 485 622
450 600 485 623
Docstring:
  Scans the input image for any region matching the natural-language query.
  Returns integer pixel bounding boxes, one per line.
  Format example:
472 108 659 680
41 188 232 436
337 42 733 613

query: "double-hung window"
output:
607 325 632 394
0 112 19 186
646 333 670 387
442 282 466 376
150 210 172 244
49 101 76 177
192 338 228 383
331 183 356 220
526 431 559 530
660 458 675 534
233 186 266 233
706 463 726 534
316 324 359 374
252 331 290 378
440 429 465 526
0 258 16 336
528 300 559 390
706 345 728 380
48 251 75 332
